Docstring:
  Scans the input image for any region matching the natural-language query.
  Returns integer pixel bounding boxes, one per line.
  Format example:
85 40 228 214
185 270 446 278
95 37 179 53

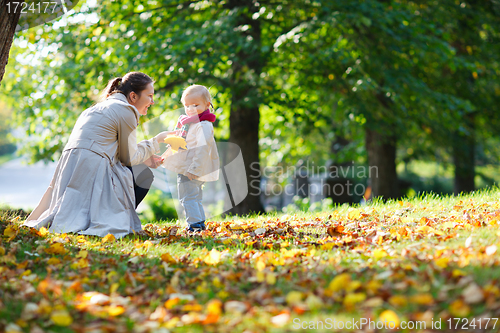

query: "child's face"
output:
183 93 210 116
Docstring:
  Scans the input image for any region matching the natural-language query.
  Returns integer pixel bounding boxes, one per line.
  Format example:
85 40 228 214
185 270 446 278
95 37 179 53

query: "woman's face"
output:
183 93 210 116
129 83 155 115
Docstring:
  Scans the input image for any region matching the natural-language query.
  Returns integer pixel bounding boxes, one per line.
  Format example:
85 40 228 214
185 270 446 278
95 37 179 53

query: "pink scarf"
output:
177 109 216 126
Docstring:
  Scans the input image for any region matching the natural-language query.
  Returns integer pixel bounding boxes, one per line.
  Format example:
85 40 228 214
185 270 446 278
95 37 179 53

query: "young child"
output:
162 85 219 232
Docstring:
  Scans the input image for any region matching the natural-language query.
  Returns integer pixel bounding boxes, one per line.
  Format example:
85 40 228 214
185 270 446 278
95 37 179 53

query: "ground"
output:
1 189 500 332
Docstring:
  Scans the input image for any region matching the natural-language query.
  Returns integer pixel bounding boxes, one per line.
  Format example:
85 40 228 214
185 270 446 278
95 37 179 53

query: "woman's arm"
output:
117 107 159 166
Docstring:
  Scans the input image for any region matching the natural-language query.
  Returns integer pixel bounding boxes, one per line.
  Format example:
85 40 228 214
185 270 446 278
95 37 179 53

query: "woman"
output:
24 72 170 238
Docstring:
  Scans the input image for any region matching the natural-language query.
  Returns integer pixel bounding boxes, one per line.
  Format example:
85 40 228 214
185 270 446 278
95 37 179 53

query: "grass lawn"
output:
1 189 500 332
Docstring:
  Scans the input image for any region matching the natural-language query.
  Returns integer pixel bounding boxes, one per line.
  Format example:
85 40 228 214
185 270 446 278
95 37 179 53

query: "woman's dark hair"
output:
100 72 154 101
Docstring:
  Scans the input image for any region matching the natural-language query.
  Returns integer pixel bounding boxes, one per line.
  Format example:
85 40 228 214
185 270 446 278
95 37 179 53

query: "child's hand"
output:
186 172 198 180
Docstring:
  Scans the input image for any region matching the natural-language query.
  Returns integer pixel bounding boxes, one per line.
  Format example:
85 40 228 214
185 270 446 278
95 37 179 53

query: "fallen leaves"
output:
1 196 500 332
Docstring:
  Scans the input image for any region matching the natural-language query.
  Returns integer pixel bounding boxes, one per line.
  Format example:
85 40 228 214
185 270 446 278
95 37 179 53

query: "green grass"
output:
1 188 500 332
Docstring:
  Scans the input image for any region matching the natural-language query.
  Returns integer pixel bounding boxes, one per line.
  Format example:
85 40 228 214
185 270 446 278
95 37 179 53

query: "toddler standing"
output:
162 85 219 232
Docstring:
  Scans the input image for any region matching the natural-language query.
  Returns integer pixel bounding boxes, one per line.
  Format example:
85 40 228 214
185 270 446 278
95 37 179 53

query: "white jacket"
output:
162 121 219 182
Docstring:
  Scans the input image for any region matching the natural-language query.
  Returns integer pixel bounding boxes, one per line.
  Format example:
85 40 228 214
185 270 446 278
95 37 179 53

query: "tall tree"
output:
2 0 319 214
0 0 23 83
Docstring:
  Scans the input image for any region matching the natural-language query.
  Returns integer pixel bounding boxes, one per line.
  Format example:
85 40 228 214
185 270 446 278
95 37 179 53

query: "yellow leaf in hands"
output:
204 249 221 265
50 309 73 326
102 234 116 243
164 135 187 152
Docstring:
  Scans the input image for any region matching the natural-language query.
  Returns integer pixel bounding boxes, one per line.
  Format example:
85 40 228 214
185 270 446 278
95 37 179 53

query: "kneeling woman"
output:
25 72 170 238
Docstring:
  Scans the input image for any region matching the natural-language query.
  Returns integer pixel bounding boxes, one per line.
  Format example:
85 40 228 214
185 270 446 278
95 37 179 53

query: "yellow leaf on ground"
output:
305 294 324 310
348 210 361 220
286 291 303 305
410 293 434 305
165 298 179 309
102 234 116 243
204 249 221 265
161 252 177 264
50 309 73 326
107 305 125 316
266 272 277 285
343 293 366 307
389 295 408 307
206 299 223 316
45 243 67 255
449 299 470 317
372 249 388 260
256 260 265 271
327 273 351 293
0 246 5 256
379 310 400 327
76 250 88 259
4 225 18 238
435 257 449 269
38 227 49 237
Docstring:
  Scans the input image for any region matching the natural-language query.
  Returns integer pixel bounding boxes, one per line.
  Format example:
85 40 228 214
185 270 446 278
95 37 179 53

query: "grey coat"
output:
24 93 159 238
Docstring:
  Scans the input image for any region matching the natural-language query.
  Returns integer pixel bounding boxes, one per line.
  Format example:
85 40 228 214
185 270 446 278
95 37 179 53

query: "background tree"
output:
2 0 321 214
0 0 24 83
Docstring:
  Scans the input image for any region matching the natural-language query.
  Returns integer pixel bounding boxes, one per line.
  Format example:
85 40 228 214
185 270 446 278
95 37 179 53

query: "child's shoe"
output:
187 221 206 232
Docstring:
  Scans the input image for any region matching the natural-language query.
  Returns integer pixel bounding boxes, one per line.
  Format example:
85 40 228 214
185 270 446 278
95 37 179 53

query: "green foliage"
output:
140 189 178 223
0 102 17 156
2 0 500 196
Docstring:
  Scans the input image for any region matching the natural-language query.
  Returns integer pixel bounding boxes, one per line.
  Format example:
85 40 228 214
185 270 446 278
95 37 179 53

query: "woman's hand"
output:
144 154 164 169
154 131 176 143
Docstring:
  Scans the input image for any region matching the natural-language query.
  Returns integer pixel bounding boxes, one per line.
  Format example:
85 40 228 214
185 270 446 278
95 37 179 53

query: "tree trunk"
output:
452 114 475 194
365 127 399 200
226 0 265 215
0 1 23 83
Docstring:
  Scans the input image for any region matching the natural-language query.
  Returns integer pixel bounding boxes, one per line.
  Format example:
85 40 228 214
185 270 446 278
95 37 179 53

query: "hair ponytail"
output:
99 72 153 102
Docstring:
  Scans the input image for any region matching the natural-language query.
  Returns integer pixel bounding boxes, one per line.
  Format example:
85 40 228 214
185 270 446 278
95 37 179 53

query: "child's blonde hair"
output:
181 84 212 105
